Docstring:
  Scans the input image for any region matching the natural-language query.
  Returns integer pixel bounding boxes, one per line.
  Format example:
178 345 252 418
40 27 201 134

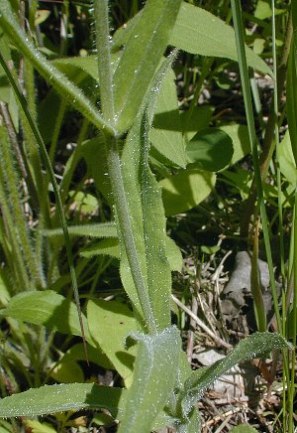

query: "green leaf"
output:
170 3 271 75
44 222 117 239
219 124 250 164
287 26 297 167
0 0 113 135
0 383 125 418
176 408 201 433
117 327 181 433
113 3 271 76
229 425 259 433
119 110 172 329
186 128 233 172
0 290 90 340
50 360 84 384
59 342 113 371
160 170 216 216
113 0 182 132
87 300 137 386
81 239 120 259
279 131 297 185
179 332 290 419
150 68 186 168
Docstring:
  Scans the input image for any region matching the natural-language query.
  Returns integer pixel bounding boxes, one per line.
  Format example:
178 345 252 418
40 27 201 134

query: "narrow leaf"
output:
117 327 181 433
286 42 297 166
179 332 290 418
43 222 117 239
0 383 125 418
113 0 182 132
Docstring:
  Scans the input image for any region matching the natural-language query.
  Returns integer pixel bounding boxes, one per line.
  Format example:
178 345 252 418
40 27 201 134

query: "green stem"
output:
231 0 282 332
105 136 157 334
93 0 115 124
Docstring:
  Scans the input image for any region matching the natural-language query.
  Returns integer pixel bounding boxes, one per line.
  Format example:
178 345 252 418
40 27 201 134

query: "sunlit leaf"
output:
0 291 90 340
0 383 125 418
117 327 181 433
160 170 216 216
113 0 182 132
178 332 290 419
87 300 137 386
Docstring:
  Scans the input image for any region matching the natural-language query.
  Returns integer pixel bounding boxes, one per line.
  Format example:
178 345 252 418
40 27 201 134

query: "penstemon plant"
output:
0 1 292 432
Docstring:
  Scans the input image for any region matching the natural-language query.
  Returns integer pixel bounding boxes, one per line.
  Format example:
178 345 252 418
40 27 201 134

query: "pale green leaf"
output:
117 327 181 433
0 290 90 340
120 111 172 329
279 131 297 184
59 342 113 370
170 3 271 75
287 15 297 167
151 68 186 168
87 300 137 386
229 425 259 433
113 0 182 132
113 3 271 76
179 332 290 418
44 222 117 240
0 383 125 418
176 408 201 433
81 239 120 259
219 124 250 164
34 10 51 26
160 170 216 216
50 360 84 384
186 128 233 172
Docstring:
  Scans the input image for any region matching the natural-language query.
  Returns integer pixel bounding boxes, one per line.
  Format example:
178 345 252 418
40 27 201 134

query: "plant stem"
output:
231 0 282 332
93 0 115 124
105 136 157 334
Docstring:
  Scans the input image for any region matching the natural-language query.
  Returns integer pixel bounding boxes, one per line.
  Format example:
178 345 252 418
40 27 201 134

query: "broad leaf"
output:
160 170 216 216
113 3 271 76
113 0 182 132
87 299 137 386
219 124 250 164
170 3 271 75
0 383 125 418
178 332 290 419
117 327 181 433
0 290 90 339
186 128 233 172
150 68 186 168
